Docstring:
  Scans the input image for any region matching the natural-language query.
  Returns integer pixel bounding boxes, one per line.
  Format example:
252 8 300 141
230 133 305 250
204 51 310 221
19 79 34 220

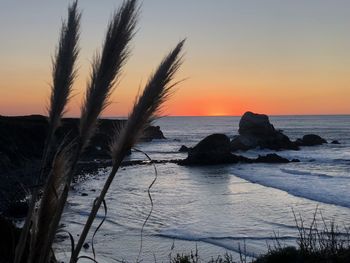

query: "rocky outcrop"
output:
0 115 165 171
295 134 327 146
179 133 295 166
331 140 340 144
255 153 289 163
180 134 249 165
238 111 275 136
141 125 166 141
179 145 190 152
231 112 299 151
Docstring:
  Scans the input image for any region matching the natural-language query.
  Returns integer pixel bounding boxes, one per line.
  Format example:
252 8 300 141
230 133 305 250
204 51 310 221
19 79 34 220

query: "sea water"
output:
58 116 350 262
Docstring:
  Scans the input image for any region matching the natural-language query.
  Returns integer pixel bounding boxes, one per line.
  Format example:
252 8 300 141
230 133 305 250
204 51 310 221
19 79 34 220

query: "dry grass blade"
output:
14 2 80 263
71 40 185 262
79 0 138 150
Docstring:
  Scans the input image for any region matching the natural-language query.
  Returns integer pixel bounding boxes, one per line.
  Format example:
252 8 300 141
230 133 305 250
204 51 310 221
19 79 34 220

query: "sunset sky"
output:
0 0 349 117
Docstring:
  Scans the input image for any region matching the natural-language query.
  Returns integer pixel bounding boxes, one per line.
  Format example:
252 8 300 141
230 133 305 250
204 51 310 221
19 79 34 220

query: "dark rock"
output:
255 153 289 163
331 140 340 144
230 135 251 151
180 134 249 165
179 145 190 152
231 112 299 151
238 111 275 136
291 159 300 162
141 125 166 141
81 193 88 196
297 134 327 146
83 242 90 249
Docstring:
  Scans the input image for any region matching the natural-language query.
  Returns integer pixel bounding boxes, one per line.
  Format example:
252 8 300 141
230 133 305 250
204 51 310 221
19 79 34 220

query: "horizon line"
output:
2 113 350 118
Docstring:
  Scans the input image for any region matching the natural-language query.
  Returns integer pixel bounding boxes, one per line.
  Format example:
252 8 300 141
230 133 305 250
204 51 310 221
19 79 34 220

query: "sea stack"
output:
231 111 299 151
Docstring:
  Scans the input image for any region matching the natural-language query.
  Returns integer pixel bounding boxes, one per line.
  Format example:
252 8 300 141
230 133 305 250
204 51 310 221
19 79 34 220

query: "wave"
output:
334 158 350 165
232 165 350 209
156 229 296 257
280 168 333 179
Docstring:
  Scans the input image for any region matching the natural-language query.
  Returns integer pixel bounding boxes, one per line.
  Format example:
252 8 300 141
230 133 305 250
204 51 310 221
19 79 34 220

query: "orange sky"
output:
1 0 350 117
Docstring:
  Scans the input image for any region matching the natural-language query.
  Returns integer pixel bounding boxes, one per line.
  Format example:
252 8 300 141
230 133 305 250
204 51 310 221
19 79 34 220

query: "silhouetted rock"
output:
141 125 166 141
230 135 251 151
331 140 340 144
255 153 289 163
179 145 190 152
179 133 294 165
180 134 249 165
231 112 299 151
296 134 327 146
239 111 275 136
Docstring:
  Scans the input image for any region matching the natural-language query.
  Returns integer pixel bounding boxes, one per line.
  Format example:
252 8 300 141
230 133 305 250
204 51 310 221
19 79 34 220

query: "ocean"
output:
58 115 350 262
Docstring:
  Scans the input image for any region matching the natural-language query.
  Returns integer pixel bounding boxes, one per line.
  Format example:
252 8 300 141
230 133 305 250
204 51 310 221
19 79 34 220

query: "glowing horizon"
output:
1 0 349 117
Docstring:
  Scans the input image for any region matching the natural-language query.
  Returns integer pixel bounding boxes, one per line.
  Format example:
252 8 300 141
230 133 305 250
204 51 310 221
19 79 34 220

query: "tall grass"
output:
13 0 184 262
71 39 184 262
14 1 80 262
255 208 350 263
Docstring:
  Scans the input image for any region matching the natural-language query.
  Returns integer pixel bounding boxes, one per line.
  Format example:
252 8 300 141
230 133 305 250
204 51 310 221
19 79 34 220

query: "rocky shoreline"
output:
0 115 165 171
0 115 166 218
0 112 335 218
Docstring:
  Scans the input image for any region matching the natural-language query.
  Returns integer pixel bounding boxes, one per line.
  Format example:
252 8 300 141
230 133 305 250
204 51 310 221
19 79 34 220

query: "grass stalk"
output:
70 40 185 262
34 1 138 262
14 2 80 262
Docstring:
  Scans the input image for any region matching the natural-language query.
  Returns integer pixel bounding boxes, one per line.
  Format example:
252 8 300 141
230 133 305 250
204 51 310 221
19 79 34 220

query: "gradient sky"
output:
1 0 349 117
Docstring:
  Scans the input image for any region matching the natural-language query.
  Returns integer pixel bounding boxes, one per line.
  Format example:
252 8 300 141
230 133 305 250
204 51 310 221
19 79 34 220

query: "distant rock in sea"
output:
179 133 295 166
180 134 248 165
179 145 190 152
141 125 166 141
296 134 327 146
231 111 299 151
255 153 289 163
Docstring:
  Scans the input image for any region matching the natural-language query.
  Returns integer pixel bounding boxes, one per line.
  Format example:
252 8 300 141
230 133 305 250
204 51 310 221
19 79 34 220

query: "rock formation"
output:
180 133 295 166
296 134 327 146
231 112 299 151
180 134 248 165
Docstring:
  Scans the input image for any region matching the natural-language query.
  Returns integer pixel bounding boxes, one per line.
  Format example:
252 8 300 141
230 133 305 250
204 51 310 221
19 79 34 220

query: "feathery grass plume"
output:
29 1 138 262
70 40 185 262
14 2 80 262
40 0 80 181
79 0 137 150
